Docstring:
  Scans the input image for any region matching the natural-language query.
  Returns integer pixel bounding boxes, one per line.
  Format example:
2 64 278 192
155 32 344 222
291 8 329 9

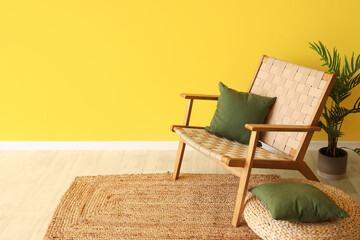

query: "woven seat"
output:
244 179 360 240
176 128 289 166
171 55 336 227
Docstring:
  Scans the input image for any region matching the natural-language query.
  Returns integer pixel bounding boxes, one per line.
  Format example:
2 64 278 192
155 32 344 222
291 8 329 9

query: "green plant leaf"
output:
310 41 360 152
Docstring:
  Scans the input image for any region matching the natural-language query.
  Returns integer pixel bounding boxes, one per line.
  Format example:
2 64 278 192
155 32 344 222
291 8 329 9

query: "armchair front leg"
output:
173 94 219 180
173 99 194 180
232 130 260 227
183 99 194 126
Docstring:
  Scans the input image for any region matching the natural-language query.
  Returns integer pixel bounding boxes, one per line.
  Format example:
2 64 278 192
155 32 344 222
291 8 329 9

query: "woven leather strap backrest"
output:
249 56 334 158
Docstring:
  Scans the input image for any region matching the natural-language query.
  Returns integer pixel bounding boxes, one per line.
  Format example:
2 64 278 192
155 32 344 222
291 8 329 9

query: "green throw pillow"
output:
249 181 350 222
205 82 276 144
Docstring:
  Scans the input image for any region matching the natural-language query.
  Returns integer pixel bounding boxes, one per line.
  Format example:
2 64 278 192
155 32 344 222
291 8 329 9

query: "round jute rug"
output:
44 173 279 239
244 179 360 240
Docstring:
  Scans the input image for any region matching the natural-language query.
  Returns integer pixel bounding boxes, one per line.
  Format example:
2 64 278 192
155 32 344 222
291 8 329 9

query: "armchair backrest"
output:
248 56 335 159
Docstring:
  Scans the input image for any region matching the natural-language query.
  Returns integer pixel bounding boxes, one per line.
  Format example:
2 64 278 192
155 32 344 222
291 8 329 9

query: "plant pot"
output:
317 147 348 180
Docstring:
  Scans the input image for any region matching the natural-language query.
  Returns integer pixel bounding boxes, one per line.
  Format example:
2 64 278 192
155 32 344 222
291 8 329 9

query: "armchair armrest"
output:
245 124 321 132
180 93 219 100
176 93 218 127
171 125 204 132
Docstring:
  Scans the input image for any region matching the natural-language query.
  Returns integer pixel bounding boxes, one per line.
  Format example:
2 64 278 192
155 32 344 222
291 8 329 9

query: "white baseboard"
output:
309 141 359 149
0 141 357 150
0 141 180 150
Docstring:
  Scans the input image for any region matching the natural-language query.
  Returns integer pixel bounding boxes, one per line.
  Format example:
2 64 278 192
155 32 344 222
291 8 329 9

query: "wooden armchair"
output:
171 56 336 227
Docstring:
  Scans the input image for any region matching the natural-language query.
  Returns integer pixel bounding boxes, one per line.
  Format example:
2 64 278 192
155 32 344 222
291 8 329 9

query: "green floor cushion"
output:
249 181 350 222
205 82 276 144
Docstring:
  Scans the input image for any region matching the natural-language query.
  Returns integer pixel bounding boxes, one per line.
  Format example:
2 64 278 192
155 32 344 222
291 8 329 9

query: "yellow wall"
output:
0 0 359 141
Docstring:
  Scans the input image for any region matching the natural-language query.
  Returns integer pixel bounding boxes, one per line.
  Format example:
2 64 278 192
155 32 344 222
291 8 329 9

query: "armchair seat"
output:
175 127 289 165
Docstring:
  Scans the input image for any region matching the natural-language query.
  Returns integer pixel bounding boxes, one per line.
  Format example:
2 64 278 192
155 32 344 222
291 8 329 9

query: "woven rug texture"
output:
44 173 280 239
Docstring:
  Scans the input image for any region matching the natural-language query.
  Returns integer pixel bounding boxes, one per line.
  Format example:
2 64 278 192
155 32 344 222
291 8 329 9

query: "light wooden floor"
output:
0 147 359 240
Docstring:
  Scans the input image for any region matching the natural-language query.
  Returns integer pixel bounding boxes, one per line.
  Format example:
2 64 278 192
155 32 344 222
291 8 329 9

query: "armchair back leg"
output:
297 161 319 181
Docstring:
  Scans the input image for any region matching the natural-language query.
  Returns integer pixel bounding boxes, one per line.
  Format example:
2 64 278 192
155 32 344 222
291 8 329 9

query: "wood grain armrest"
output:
245 124 321 132
180 93 219 100
171 125 205 132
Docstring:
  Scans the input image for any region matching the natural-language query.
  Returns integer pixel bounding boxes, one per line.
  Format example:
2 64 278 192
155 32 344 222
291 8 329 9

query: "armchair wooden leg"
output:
231 131 259 227
298 161 319 182
173 140 186 180
231 166 253 227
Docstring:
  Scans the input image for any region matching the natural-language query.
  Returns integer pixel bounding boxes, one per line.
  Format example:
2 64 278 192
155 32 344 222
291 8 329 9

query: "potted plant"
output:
310 41 360 180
